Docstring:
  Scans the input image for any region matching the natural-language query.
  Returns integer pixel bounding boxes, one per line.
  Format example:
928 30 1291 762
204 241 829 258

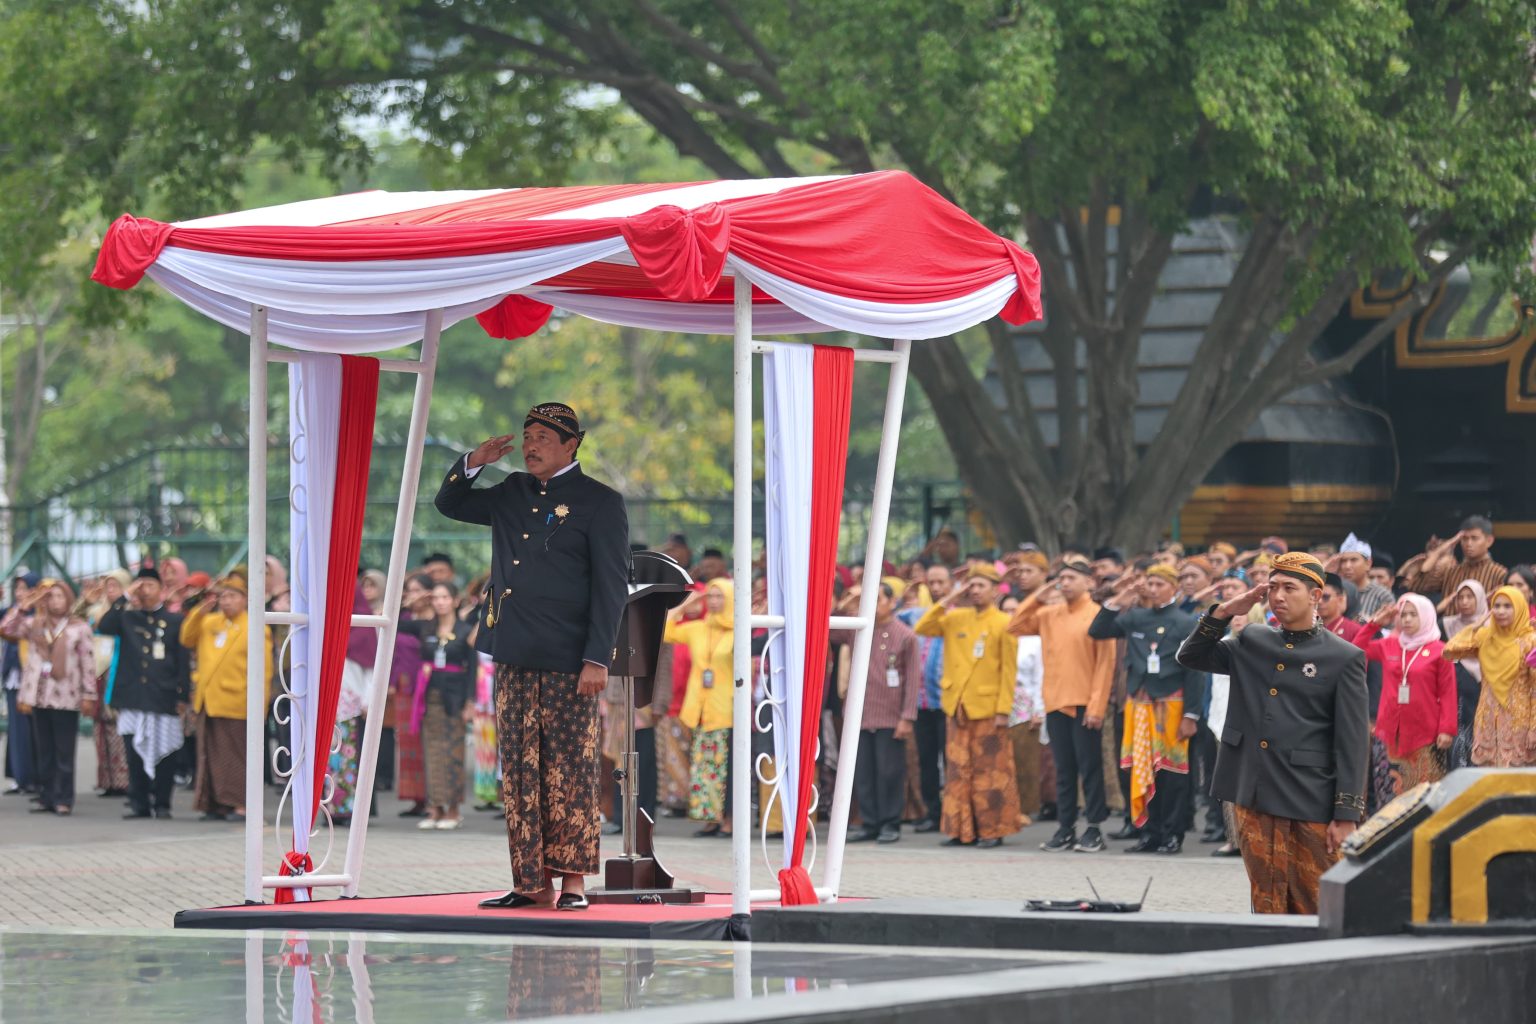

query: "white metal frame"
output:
243 306 444 902
241 279 909 914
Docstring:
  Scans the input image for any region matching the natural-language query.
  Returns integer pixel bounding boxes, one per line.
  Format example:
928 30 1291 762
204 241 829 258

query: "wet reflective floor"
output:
0 928 1074 1022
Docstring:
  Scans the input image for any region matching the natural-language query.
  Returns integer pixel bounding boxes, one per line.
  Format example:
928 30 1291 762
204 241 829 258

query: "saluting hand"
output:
1372 603 1398 628
467 434 517 469
1215 584 1267 620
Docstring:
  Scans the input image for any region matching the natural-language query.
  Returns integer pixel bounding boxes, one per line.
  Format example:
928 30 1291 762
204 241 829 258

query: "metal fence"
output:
0 440 985 582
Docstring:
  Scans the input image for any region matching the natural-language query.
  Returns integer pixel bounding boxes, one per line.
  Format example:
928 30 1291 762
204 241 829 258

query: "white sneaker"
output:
435 817 463 830
417 817 438 831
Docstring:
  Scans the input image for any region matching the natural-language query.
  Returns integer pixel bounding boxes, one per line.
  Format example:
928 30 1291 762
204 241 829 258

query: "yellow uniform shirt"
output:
914 603 1017 720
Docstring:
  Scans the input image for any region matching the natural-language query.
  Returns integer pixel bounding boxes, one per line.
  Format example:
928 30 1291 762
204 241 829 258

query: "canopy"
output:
92 171 1042 351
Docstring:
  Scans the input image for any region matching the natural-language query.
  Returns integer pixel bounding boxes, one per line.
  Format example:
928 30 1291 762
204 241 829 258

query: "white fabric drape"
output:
761 344 816 870
140 243 1016 351
288 355 342 895
727 257 1021 341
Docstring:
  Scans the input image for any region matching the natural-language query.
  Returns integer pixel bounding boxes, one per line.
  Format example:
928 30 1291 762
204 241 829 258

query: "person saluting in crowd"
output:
1 579 96 816
436 403 629 912
1176 552 1369 915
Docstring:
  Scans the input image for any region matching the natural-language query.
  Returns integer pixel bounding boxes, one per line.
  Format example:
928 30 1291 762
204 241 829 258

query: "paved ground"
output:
0 742 1250 928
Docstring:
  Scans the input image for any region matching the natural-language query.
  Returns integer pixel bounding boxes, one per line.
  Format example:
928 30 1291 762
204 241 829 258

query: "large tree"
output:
6 0 1535 549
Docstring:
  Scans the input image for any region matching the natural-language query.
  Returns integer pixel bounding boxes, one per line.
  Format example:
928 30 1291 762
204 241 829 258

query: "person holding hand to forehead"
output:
1176 552 1369 915
916 564 1022 849
436 403 629 912
1354 595 1457 789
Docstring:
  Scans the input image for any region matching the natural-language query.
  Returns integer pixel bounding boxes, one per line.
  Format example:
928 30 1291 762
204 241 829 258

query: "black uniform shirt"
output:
434 454 629 675
98 598 190 715
1177 609 1370 823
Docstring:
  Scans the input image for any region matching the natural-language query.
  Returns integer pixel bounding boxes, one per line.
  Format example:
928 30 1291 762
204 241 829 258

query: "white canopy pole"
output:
730 275 754 919
820 339 911 899
244 305 270 904
341 308 443 896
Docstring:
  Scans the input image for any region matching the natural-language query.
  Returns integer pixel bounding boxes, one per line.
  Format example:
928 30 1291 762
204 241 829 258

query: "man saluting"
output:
436 403 629 911
1176 552 1369 915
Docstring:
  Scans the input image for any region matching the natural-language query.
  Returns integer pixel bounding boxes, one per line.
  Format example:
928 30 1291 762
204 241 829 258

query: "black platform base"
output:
752 897 1319 953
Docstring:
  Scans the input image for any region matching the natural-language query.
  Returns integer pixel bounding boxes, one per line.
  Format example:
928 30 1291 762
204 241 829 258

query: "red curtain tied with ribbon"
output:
778 345 854 906
276 355 380 903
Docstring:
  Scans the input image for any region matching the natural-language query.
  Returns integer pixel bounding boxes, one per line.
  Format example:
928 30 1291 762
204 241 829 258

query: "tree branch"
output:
986 319 1052 470
1022 213 1094 332
626 0 785 99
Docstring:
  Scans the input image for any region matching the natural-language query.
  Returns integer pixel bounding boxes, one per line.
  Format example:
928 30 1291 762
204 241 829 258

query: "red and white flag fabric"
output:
762 343 854 905
92 171 1043 350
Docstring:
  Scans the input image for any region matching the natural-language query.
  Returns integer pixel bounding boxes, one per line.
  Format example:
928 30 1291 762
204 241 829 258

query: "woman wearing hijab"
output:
1444 586 1536 768
1354 595 1458 790
664 578 735 838
1 579 97 815
1441 580 1489 740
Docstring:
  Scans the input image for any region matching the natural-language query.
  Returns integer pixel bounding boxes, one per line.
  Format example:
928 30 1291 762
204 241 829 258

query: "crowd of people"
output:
4 517 1533 878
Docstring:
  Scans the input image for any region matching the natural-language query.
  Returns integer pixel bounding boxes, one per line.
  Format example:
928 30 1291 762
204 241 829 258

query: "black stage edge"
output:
751 898 1317 953
619 935 1536 1024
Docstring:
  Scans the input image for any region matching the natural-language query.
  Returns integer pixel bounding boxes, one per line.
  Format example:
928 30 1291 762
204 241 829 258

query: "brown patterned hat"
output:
524 402 585 443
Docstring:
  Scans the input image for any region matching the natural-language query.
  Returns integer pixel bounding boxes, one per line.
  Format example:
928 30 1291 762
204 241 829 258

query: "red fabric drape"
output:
90 214 175 288
308 355 380 818
273 851 314 905
619 203 731 302
476 294 555 339
778 344 854 906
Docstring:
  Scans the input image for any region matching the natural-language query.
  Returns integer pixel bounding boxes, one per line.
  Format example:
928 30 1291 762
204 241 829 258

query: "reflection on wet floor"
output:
0 929 1065 1022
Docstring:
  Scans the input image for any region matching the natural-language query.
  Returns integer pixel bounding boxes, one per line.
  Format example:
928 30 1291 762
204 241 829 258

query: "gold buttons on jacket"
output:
532 507 540 513
513 560 521 566
1260 741 1269 749
522 533 529 540
450 474 459 482
1269 688 1278 696
1276 664 1286 671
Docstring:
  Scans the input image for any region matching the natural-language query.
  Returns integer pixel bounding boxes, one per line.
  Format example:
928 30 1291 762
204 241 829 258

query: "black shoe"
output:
1040 827 1077 852
479 891 541 909
766 831 783 840
123 810 152 820
877 827 901 844
1156 836 1183 855
556 892 590 911
1200 828 1226 844
2 784 22 795
693 825 723 838
398 804 428 818
28 805 56 814
600 821 622 836
227 813 246 823
1108 823 1141 841
1075 827 1106 853
1126 834 1159 853
1036 803 1058 822
913 818 940 833
199 812 227 822
939 836 974 847
975 837 1003 849
1212 843 1241 858
154 809 173 820
847 828 878 843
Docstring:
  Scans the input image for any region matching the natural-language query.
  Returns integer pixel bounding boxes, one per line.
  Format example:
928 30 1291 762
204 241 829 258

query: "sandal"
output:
556 892 589 911
692 824 722 838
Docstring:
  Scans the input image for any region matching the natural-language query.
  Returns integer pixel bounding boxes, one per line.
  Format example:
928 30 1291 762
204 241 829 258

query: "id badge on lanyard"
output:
702 669 716 689
886 655 900 688
1146 643 1161 675
1398 649 1418 705
434 646 448 670
972 634 987 660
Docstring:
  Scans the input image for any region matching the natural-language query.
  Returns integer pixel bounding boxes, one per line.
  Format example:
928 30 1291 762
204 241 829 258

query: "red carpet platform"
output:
173 891 754 940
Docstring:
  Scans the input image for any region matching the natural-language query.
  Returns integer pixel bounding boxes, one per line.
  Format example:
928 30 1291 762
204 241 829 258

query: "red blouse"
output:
1352 624 1457 758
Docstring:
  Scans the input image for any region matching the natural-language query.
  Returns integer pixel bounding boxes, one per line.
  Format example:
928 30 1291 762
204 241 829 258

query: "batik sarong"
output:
688 728 730 822
1234 805 1337 914
1119 694 1189 829
495 665 600 892
940 711 1022 843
